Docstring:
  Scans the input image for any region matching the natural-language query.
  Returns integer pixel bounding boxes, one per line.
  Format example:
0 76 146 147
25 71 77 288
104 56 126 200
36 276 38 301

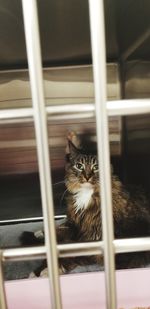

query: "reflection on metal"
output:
122 28 150 61
0 215 66 225
0 217 43 225
58 237 150 258
0 251 7 309
107 99 150 116
88 0 117 308
2 237 150 262
22 0 62 308
1 99 150 124
114 237 150 254
3 246 46 262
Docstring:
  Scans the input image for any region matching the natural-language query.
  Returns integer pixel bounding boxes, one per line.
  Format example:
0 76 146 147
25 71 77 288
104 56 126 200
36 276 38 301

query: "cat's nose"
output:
85 174 92 181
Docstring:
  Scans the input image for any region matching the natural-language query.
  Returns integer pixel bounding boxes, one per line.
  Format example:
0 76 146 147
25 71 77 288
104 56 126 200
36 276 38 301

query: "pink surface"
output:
5 268 150 309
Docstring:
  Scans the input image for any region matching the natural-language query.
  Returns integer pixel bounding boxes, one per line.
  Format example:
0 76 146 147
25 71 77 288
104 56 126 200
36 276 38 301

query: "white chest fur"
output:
74 184 94 213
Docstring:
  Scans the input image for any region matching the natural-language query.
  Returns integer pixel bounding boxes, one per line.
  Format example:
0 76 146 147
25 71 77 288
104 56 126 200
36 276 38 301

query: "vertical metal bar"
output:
0 251 7 309
21 1 62 308
88 1 117 309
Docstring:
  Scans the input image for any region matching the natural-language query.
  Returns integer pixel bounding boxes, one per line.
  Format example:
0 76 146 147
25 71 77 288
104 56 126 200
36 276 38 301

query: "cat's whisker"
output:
60 188 68 207
53 181 65 186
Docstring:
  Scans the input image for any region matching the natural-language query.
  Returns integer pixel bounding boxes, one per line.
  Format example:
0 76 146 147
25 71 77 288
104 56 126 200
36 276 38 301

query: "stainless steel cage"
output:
0 0 150 308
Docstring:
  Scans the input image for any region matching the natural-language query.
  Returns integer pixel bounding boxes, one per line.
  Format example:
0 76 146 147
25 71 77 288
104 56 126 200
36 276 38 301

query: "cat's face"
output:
65 141 99 194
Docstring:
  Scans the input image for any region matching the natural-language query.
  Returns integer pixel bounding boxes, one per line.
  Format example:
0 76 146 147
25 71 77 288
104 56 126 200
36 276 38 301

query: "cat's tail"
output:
20 231 44 246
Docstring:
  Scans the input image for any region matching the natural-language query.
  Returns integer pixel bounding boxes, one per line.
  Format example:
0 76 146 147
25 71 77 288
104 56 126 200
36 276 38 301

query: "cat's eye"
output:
92 164 98 172
75 163 84 171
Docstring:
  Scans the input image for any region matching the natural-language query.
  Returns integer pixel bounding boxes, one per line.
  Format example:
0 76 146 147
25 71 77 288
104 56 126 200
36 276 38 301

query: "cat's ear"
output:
65 131 81 154
68 140 80 155
67 140 80 160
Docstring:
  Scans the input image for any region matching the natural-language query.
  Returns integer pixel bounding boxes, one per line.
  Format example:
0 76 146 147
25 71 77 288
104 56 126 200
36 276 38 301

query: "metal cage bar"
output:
2 237 150 262
0 251 7 309
1 99 150 123
88 1 117 308
21 0 62 308
0 0 150 309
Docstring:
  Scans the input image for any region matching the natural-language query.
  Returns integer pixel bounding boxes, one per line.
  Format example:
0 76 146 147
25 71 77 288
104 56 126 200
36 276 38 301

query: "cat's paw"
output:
29 271 37 279
34 230 44 240
40 267 48 277
20 231 37 246
20 231 44 246
39 266 66 277
59 265 67 275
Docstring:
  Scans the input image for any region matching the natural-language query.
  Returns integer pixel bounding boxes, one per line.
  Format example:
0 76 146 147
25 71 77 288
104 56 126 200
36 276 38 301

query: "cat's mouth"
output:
80 182 93 189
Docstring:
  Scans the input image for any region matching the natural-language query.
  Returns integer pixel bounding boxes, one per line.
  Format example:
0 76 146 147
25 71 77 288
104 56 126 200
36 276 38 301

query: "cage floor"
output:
5 268 150 309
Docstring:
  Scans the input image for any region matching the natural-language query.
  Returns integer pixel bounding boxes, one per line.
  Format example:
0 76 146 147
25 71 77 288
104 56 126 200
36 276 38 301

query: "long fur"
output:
21 139 150 273
60 141 150 269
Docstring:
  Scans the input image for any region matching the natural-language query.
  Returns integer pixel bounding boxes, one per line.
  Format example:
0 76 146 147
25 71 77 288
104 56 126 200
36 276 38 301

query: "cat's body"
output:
64 141 150 243
21 139 150 275
56 141 150 270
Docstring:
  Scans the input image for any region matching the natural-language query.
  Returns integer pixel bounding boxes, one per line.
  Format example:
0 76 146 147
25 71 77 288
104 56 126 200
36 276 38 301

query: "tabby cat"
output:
65 140 150 241
21 138 150 275
56 140 150 271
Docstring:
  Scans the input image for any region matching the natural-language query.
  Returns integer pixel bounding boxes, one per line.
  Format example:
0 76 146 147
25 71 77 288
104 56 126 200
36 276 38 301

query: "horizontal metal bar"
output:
0 64 91 74
0 99 150 123
107 99 150 116
2 237 150 262
59 237 150 257
58 242 103 258
113 237 150 254
2 246 46 262
0 215 66 226
0 217 43 225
